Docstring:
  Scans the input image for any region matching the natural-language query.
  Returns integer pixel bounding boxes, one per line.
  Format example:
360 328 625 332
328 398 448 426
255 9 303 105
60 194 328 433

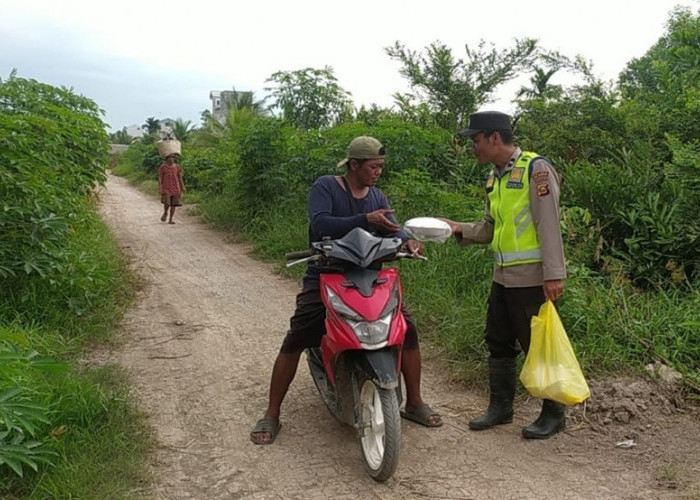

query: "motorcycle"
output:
285 227 424 481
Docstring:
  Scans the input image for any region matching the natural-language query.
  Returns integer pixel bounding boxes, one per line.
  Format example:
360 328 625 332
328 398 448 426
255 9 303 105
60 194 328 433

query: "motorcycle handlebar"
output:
285 249 314 260
285 247 426 266
396 251 428 261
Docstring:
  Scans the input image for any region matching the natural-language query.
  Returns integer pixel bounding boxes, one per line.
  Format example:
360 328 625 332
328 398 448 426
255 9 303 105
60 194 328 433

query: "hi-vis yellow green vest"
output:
486 151 542 267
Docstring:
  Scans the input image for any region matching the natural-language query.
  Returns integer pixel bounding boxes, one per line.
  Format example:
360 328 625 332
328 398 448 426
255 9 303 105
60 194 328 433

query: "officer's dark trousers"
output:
484 282 545 358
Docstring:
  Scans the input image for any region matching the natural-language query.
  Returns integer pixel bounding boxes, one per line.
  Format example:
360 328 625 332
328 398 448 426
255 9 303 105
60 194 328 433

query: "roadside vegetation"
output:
116 7 700 394
0 72 150 498
2 5 698 498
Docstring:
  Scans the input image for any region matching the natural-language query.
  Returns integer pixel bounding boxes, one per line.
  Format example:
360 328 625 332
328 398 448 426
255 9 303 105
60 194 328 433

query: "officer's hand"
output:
543 279 564 302
439 217 462 235
367 209 401 233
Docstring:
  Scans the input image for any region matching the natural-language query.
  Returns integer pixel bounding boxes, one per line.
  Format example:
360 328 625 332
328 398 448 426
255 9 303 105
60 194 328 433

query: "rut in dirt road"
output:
98 173 699 500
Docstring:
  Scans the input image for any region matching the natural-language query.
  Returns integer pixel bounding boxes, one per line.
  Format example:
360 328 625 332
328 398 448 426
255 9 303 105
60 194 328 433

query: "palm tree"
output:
171 118 195 142
517 66 563 100
190 90 268 148
144 117 160 134
223 89 268 116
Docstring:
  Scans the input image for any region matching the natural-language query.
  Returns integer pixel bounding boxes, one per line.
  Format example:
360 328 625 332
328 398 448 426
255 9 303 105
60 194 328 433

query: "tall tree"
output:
385 39 538 131
265 66 353 130
618 7 700 144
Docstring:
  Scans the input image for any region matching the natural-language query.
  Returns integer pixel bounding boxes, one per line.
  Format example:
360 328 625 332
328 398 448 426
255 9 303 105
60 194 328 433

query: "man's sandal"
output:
400 404 443 427
250 417 282 445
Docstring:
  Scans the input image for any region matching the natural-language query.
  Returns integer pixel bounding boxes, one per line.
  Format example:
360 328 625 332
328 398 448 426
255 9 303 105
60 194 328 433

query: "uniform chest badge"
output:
506 167 524 189
509 167 524 183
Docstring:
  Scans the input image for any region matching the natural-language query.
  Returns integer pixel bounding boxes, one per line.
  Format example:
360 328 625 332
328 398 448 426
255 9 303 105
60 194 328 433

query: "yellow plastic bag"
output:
519 300 590 405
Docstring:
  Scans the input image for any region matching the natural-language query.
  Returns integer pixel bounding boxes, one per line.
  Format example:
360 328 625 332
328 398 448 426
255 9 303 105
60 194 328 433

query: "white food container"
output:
403 217 452 243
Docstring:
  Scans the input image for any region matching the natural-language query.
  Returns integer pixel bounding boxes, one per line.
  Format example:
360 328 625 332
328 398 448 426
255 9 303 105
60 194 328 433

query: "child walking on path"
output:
158 154 186 224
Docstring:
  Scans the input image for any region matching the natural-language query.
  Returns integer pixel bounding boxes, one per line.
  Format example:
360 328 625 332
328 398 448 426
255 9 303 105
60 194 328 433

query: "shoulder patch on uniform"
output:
532 170 549 181
536 183 550 197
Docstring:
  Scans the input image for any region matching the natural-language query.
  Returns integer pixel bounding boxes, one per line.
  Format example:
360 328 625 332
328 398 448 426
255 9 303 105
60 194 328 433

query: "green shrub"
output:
0 75 108 280
231 117 300 218
0 329 68 479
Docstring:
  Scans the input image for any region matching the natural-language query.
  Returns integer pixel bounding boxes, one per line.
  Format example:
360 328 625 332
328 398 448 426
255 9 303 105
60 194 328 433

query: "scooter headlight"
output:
349 312 392 349
326 288 363 322
325 287 394 349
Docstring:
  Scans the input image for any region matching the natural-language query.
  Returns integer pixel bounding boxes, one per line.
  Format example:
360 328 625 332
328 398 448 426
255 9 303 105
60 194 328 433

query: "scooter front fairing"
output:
319 268 406 385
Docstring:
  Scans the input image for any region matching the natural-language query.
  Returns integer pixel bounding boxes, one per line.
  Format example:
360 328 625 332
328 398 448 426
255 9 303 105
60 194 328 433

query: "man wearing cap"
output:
442 111 567 439
251 136 442 445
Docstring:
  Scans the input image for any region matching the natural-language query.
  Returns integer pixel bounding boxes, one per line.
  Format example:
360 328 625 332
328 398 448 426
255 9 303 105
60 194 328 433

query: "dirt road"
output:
97 174 700 499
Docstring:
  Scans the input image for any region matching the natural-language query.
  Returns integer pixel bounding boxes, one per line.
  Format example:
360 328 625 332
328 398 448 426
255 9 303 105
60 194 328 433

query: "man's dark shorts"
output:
161 194 182 207
280 285 419 353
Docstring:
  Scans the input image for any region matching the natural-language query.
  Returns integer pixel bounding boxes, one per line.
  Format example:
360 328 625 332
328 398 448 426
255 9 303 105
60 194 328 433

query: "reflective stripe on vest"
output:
487 152 542 267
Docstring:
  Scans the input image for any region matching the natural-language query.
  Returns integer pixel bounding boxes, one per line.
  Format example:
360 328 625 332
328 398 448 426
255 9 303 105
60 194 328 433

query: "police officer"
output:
442 111 567 439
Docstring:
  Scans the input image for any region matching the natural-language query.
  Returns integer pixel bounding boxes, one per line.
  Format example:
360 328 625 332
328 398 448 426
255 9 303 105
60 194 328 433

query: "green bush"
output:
516 86 628 165
0 74 147 496
181 147 236 194
0 76 109 280
231 117 301 218
0 329 68 479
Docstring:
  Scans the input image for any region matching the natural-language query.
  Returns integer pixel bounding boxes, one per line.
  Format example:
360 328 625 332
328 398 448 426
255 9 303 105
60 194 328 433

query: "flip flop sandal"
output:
400 404 443 427
250 417 282 445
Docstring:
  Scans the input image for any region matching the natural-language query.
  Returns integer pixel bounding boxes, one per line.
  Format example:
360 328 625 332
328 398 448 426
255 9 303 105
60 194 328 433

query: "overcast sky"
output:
1 0 697 132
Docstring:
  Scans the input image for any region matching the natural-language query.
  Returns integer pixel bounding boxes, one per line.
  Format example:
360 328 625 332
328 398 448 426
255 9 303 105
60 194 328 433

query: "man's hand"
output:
439 217 462 235
404 239 424 256
543 279 564 302
367 209 400 233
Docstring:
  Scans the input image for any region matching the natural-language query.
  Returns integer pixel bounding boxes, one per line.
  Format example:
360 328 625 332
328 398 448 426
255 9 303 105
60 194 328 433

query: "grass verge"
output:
0 204 152 498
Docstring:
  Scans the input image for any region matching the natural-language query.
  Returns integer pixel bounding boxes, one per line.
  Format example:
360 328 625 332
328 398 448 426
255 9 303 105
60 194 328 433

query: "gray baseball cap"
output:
337 136 386 167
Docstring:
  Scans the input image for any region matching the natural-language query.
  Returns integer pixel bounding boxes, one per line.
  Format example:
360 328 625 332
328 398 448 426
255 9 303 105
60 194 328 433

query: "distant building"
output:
109 144 129 155
123 119 175 139
160 118 175 130
126 124 144 138
209 90 252 123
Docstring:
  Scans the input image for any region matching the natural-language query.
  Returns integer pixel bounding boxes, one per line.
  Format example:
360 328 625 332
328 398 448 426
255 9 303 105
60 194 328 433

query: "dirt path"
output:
97 174 700 500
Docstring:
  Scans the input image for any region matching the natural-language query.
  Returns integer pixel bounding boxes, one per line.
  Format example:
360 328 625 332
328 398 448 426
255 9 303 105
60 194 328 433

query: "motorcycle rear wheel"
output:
358 378 401 482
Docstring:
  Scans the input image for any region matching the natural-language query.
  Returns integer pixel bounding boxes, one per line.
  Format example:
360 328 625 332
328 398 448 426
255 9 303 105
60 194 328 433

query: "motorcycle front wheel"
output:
357 378 401 482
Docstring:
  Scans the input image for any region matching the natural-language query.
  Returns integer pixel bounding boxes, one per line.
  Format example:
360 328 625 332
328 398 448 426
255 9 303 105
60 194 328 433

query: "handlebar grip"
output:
285 249 314 260
396 252 428 261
